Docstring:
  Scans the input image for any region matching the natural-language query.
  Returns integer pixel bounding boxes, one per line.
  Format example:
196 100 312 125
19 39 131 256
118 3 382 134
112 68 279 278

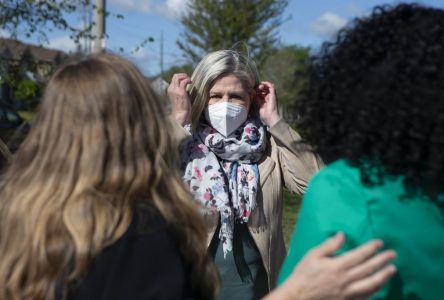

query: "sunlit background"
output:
4 0 443 76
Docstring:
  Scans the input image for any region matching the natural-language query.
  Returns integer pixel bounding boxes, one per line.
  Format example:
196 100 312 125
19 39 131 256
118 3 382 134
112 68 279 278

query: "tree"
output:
0 0 94 45
260 45 310 126
14 79 41 110
0 0 94 109
1 0 152 66
177 0 288 67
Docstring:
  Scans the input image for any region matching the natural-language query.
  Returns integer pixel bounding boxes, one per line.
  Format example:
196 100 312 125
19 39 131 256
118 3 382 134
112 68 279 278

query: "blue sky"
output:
4 0 444 76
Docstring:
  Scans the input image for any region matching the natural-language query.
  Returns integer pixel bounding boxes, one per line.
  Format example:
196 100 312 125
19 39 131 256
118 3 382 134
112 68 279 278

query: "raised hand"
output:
167 73 192 126
255 81 281 127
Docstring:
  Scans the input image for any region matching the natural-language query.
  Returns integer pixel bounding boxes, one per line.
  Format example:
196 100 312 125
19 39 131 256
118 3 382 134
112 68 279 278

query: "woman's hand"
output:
167 73 192 126
255 81 281 127
263 233 397 300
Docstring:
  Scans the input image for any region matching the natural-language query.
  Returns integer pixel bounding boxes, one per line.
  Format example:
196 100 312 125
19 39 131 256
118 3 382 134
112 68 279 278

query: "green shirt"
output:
279 159 444 299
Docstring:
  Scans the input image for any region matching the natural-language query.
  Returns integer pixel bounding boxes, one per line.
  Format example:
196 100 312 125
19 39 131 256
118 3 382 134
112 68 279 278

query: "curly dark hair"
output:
297 3 444 204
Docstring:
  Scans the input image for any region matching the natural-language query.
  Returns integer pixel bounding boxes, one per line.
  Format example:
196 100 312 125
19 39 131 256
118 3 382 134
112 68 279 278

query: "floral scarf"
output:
180 119 266 257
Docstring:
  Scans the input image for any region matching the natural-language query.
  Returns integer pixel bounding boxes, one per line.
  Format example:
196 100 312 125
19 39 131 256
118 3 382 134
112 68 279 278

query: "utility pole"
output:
160 32 164 78
81 2 93 53
93 0 106 53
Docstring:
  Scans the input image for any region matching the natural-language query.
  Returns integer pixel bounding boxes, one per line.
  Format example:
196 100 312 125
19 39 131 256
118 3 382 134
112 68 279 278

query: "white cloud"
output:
109 0 188 19
162 0 188 18
311 12 348 38
47 35 86 53
109 0 152 12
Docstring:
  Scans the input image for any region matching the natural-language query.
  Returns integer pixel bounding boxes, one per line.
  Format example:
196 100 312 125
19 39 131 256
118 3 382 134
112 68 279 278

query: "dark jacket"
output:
65 205 194 300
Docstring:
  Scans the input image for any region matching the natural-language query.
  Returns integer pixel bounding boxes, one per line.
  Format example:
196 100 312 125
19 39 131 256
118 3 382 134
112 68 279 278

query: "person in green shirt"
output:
279 3 444 300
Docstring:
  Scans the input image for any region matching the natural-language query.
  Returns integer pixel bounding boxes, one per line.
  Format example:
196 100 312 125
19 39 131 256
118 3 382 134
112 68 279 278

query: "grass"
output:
282 189 302 248
18 111 36 121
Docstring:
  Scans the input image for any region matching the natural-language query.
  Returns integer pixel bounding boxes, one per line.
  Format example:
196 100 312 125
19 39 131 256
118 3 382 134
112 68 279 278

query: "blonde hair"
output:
189 50 260 130
0 54 218 300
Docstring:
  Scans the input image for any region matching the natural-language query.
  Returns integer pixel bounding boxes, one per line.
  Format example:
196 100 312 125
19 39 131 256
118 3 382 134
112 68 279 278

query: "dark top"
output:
209 222 268 300
64 205 194 300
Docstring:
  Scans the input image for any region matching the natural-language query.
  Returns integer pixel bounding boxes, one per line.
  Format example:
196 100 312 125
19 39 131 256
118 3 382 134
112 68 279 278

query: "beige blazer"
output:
173 118 323 289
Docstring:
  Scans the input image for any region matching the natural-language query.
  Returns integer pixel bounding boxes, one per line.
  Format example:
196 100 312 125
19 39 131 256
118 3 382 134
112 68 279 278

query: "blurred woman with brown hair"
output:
0 53 219 300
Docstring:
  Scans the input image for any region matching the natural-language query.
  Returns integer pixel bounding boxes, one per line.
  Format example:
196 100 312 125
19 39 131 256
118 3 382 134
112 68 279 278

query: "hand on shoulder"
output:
264 233 396 300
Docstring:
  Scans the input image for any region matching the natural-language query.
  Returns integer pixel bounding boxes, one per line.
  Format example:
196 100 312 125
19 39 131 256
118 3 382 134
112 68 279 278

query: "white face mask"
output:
204 102 248 137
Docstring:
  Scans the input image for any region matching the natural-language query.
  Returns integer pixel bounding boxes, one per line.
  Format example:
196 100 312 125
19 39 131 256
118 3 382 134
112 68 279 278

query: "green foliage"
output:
1 1 153 63
14 79 41 110
14 79 39 100
0 1 92 105
178 0 288 67
0 0 94 44
18 110 36 122
260 45 310 126
0 51 49 111
130 37 155 55
282 189 301 248
0 0 155 114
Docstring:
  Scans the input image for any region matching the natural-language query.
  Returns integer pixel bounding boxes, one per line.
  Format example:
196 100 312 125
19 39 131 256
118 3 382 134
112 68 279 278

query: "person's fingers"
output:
259 81 277 105
344 264 397 298
171 73 189 85
254 86 265 103
172 73 189 78
179 77 191 88
256 82 266 88
260 81 274 87
264 81 275 92
336 239 383 269
345 250 396 282
257 81 273 89
310 232 345 257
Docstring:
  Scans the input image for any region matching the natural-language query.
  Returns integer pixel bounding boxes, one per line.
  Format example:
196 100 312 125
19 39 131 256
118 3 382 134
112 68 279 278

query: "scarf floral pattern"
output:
180 119 266 257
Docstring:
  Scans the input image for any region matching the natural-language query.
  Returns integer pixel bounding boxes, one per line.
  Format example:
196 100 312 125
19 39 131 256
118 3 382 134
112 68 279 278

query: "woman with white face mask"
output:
168 50 395 300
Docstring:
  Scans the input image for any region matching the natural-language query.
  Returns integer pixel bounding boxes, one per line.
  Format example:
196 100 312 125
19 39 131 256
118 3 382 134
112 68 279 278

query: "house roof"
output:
0 38 67 63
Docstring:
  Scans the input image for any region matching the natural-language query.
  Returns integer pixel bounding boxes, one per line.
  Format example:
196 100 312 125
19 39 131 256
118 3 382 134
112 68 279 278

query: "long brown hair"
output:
0 54 218 299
